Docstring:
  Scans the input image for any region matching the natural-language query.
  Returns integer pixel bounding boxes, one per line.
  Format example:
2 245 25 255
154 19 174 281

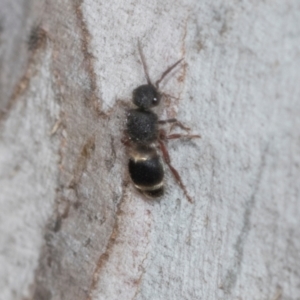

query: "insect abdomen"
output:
128 146 164 198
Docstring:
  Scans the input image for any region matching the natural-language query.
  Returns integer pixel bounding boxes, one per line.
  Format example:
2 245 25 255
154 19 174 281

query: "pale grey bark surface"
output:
0 1 300 300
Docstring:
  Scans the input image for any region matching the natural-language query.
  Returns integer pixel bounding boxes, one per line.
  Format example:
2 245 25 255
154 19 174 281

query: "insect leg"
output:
158 138 193 203
166 133 201 140
158 118 191 131
121 133 131 146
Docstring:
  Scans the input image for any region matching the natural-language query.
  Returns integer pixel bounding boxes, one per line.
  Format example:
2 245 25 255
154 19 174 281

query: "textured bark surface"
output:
0 0 300 300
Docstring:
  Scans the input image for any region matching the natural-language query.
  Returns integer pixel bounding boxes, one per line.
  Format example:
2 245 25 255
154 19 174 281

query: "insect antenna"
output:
138 40 152 85
155 58 183 88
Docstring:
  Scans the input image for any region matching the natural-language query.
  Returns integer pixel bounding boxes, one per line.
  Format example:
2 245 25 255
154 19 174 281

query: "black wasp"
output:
124 42 200 203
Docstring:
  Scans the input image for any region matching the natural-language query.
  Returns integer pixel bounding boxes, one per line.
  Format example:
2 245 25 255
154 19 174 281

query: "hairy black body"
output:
124 41 199 202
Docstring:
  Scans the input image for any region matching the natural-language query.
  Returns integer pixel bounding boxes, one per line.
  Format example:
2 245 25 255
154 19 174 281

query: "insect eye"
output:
152 95 160 106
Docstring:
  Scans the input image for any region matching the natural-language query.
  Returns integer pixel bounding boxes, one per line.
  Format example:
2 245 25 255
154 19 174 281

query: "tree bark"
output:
0 0 300 299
